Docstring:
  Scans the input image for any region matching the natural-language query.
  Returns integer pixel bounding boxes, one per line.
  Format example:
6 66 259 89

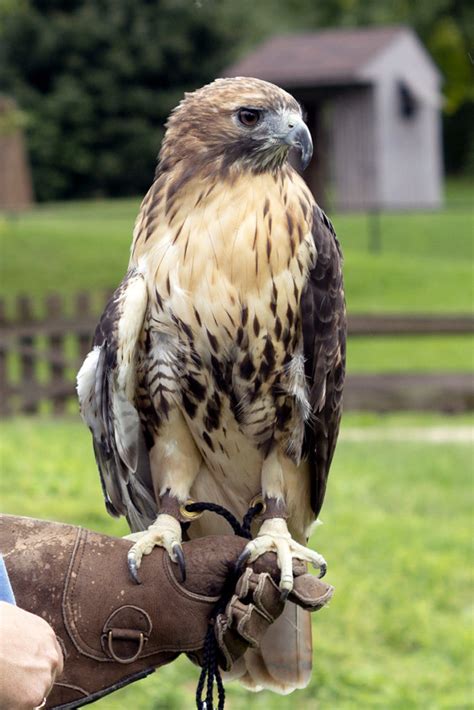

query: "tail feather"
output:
188 466 314 694
225 602 313 694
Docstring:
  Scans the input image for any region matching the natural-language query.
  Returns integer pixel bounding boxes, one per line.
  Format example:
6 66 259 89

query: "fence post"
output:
46 293 66 415
76 291 93 361
0 298 9 416
17 294 37 414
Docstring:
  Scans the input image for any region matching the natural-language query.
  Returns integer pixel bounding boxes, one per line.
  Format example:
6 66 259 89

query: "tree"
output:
0 0 252 200
0 0 471 201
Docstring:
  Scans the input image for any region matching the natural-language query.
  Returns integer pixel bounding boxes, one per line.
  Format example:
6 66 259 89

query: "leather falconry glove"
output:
0 515 333 709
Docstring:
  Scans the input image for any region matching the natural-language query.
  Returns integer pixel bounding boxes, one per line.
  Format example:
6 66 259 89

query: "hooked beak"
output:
284 120 313 170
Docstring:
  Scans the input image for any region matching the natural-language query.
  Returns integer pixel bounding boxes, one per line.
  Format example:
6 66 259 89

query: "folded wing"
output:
77 268 156 531
301 206 346 517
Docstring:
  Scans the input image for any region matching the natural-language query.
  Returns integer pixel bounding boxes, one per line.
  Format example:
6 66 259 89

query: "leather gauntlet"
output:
0 515 333 709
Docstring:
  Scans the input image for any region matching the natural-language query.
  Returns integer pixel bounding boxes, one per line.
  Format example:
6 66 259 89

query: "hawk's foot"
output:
125 514 184 584
237 517 326 599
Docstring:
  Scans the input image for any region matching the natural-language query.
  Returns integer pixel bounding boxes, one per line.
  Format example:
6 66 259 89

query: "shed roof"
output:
223 26 417 87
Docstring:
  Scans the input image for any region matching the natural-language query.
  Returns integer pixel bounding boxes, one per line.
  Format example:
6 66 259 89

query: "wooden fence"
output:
0 293 473 416
0 293 98 416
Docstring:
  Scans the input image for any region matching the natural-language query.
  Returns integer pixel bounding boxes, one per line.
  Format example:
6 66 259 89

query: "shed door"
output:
288 99 328 210
327 87 376 211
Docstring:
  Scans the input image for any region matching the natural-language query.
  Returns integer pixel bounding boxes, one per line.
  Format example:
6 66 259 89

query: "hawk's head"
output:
159 77 312 176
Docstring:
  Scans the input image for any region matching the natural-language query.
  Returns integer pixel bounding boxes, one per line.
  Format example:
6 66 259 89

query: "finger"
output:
228 601 269 648
289 574 334 610
53 635 64 676
234 567 253 599
237 571 282 620
290 558 307 577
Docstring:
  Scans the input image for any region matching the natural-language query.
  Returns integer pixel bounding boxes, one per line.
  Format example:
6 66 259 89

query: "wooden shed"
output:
223 26 443 211
0 96 33 211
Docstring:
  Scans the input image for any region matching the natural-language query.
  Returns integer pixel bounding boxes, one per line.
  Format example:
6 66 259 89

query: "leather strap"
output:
258 495 289 522
159 489 203 523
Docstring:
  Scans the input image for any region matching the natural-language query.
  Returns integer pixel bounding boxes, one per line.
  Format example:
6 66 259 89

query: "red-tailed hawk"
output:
77 77 346 693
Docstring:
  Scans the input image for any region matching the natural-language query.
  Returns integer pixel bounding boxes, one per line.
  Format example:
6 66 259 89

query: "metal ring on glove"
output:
107 629 146 664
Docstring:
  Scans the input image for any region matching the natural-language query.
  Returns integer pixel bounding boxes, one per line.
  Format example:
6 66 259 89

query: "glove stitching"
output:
163 554 221 604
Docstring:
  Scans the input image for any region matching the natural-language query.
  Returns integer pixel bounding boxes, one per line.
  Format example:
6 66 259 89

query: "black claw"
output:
173 544 186 583
318 563 327 579
280 588 290 602
234 548 251 575
127 553 142 585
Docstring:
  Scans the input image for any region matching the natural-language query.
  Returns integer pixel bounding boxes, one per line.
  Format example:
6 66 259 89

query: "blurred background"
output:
0 1 472 708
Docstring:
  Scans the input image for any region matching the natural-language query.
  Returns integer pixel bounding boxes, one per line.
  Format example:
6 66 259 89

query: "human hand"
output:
0 516 333 708
214 550 333 670
0 602 63 710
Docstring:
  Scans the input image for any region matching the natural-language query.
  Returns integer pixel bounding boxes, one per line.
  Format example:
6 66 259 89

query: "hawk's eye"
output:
238 108 261 127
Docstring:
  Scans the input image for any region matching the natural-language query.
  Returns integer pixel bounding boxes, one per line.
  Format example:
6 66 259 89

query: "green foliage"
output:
335 203 474 316
426 16 474 114
1 414 472 707
347 335 473 373
1 180 472 319
443 101 474 175
257 0 474 116
0 100 28 136
0 0 251 200
0 0 472 200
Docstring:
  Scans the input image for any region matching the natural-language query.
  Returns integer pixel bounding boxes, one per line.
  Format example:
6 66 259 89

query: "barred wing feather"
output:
301 206 346 517
77 269 156 531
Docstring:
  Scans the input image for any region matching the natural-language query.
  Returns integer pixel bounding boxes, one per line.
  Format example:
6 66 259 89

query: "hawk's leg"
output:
125 502 186 584
239 514 326 598
126 409 202 583
239 449 326 598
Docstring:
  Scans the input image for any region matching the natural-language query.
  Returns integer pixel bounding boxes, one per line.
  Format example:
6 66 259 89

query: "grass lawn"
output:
0 179 472 314
347 335 474 373
0 178 472 379
0 179 472 706
1 413 472 709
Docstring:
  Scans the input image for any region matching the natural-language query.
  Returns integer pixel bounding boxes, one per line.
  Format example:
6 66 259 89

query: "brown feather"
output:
79 76 346 696
301 206 346 516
